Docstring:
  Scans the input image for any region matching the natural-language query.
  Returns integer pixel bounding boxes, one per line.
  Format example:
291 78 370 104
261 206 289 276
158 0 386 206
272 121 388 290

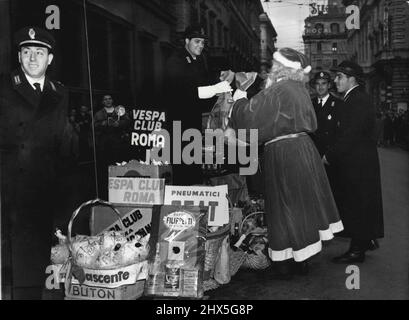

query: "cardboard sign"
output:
109 161 172 184
130 109 167 159
67 262 148 289
65 282 145 300
91 206 152 241
164 185 229 226
53 261 147 286
109 177 165 205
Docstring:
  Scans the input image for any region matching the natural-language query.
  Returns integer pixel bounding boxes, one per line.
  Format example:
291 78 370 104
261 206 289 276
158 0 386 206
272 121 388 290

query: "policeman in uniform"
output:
0 27 68 299
309 71 343 196
310 71 343 157
164 24 231 185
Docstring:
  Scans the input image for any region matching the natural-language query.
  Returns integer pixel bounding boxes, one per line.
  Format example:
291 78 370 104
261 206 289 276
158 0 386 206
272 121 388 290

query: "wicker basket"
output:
64 199 147 300
239 211 271 271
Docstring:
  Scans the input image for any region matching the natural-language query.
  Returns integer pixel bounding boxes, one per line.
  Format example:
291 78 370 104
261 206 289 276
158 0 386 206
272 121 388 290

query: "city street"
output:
49 147 409 300
208 147 409 300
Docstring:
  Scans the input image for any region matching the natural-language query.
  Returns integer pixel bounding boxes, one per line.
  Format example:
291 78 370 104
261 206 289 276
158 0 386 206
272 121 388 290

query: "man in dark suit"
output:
164 24 231 185
0 27 68 299
324 61 384 263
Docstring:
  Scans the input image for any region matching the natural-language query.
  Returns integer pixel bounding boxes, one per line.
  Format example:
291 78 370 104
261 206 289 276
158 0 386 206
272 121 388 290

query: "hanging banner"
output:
108 177 165 205
164 185 229 226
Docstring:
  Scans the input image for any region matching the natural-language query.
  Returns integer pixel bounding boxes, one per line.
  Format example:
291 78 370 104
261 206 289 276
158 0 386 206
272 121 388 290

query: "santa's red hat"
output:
273 48 312 74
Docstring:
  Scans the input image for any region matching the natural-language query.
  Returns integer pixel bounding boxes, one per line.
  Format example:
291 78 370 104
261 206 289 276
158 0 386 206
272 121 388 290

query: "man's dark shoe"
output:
332 251 365 264
368 239 380 251
331 250 365 264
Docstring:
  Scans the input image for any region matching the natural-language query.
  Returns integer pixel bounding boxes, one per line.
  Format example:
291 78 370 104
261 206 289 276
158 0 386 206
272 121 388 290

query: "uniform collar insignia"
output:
186 56 192 64
13 75 21 85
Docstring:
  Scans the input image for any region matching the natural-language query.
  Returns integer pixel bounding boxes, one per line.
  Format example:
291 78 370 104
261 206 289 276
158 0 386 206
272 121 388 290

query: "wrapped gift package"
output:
145 205 208 298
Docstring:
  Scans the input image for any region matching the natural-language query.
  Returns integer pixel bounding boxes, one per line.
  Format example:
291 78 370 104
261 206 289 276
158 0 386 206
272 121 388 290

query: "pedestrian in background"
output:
94 94 131 198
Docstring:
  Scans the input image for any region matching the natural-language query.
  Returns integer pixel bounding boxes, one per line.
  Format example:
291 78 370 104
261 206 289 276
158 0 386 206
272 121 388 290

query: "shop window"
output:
332 42 338 52
315 23 324 34
330 23 340 34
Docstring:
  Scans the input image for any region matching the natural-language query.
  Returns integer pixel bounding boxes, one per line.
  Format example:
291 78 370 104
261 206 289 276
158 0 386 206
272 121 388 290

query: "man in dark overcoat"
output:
0 27 68 299
325 61 384 263
164 24 231 185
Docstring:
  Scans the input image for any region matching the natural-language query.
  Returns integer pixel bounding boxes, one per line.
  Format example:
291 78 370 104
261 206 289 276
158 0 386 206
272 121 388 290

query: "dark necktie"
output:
318 98 323 108
33 82 42 96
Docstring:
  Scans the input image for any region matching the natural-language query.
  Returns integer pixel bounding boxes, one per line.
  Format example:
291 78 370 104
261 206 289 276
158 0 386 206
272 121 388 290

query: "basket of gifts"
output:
55 199 150 300
230 211 270 271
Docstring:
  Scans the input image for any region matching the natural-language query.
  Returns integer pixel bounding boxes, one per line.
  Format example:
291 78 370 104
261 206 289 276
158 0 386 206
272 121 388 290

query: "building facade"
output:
342 0 409 112
259 12 277 70
171 0 275 76
303 0 349 75
0 0 277 109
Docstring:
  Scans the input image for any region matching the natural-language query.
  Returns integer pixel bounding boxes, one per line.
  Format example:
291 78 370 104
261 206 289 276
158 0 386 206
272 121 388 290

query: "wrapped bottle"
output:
230 223 240 251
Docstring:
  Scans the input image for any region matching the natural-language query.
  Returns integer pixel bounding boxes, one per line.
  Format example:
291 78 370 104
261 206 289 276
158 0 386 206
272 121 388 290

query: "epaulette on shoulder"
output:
13 74 22 86
49 80 64 92
329 92 343 101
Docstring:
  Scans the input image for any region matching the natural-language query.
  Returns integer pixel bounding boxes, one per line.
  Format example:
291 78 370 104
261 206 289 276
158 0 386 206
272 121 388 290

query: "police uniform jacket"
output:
311 93 343 157
163 48 213 185
164 48 212 132
0 68 68 290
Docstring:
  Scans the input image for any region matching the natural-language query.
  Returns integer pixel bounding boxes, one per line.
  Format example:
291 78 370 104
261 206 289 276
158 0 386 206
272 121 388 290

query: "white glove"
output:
232 89 247 101
198 81 232 99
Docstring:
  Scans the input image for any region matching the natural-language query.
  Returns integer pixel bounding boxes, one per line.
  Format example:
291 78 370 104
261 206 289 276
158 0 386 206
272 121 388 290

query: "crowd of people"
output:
375 109 409 149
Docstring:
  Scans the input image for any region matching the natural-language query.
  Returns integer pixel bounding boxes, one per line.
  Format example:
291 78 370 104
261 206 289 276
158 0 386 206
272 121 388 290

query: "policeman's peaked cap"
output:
14 26 55 51
184 24 208 40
